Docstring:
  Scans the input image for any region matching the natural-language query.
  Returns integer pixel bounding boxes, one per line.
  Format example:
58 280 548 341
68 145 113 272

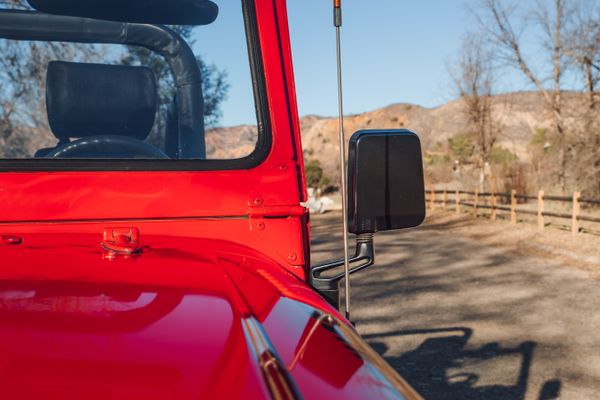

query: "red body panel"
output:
0 1 422 398
0 0 308 277
0 230 415 399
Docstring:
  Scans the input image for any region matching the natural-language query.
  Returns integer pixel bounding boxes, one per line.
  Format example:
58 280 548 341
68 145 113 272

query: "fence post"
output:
490 191 497 221
474 190 479 219
443 188 448 211
572 191 580 235
430 189 436 211
511 190 517 225
537 190 545 231
455 190 460 214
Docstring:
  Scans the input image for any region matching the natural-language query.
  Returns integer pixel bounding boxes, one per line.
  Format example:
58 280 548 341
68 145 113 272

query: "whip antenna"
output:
333 0 351 320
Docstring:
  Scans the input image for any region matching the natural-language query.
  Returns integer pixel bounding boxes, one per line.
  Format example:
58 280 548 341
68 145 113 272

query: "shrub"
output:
448 133 474 163
305 160 330 191
489 146 517 165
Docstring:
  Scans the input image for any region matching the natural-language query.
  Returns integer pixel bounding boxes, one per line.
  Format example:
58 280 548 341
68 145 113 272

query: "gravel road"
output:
310 213 600 400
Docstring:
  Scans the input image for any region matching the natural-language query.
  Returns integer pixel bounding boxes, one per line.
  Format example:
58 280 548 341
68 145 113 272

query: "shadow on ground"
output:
308 212 598 399
365 328 559 400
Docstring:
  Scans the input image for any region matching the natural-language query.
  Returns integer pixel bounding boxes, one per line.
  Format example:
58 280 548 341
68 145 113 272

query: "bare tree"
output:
565 0 600 110
450 35 501 192
564 0 600 196
475 0 571 194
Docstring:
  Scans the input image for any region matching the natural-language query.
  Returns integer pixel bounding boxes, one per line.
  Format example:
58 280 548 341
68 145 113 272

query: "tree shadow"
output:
364 327 557 400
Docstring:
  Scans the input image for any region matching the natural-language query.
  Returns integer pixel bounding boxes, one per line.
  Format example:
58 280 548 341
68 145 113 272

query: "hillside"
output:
211 91 553 183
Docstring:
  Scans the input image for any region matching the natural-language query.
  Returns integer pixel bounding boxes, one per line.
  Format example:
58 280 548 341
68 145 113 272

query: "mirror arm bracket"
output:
310 233 375 299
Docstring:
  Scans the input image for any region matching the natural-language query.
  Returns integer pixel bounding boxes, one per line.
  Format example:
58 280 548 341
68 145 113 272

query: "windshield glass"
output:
0 0 261 164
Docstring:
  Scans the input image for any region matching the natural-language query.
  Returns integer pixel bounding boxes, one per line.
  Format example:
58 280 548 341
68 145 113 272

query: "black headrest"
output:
46 61 157 141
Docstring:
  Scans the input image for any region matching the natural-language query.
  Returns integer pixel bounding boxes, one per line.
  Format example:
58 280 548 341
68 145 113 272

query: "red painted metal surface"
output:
0 234 273 400
0 0 309 278
0 230 416 399
0 0 423 398
0 235 22 246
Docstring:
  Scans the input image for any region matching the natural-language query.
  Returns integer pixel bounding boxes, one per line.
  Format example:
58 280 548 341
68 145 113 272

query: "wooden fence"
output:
425 189 600 236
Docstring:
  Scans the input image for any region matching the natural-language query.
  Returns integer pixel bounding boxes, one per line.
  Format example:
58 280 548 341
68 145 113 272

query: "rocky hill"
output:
209 91 559 183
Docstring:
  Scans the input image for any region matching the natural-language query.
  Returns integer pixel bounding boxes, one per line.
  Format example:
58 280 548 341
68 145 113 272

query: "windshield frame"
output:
0 0 271 171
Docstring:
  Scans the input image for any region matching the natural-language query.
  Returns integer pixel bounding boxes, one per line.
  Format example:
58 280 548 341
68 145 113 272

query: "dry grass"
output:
425 210 600 278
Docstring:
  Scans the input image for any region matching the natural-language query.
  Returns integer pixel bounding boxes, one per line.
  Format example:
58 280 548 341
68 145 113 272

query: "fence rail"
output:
425 188 600 236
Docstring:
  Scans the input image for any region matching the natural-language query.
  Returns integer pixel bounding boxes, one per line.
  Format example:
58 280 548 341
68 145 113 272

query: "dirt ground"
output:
310 211 600 400
422 211 600 276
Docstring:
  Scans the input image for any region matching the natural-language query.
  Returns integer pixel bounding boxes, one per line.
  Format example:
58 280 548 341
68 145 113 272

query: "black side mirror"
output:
348 129 425 234
311 129 425 309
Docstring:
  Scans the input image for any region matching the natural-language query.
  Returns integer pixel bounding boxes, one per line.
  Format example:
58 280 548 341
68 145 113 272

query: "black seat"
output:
36 61 158 158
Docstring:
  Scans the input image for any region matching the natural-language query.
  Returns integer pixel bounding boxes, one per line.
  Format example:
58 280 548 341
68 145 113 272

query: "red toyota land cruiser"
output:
0 0 426 398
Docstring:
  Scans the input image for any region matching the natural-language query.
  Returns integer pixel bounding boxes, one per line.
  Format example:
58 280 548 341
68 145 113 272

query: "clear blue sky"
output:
193 1 540 127
287 0 467 119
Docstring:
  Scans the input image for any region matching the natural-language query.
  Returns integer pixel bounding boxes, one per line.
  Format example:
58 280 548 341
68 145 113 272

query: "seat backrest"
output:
46 61 158 142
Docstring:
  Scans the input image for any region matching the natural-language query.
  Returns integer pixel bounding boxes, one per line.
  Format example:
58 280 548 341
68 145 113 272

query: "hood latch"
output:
102 227 144 257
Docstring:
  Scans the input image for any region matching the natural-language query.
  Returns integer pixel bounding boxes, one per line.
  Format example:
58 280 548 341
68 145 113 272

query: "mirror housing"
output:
27 0 219 26
311 129 426 309
348 129 425 234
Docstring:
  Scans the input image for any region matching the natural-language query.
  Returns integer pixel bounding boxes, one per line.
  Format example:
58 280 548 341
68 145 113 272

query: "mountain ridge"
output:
209 91 557 183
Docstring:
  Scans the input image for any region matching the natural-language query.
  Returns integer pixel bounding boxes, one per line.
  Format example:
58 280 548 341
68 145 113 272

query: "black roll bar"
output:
0 10 205 159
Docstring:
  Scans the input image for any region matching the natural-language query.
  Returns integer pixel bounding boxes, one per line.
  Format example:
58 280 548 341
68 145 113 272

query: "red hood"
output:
0 231 419 400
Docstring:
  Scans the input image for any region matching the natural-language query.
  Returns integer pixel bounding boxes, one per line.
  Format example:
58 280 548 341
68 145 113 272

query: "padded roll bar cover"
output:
0 11 206 157
27 0 219 26
46 61 158 140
